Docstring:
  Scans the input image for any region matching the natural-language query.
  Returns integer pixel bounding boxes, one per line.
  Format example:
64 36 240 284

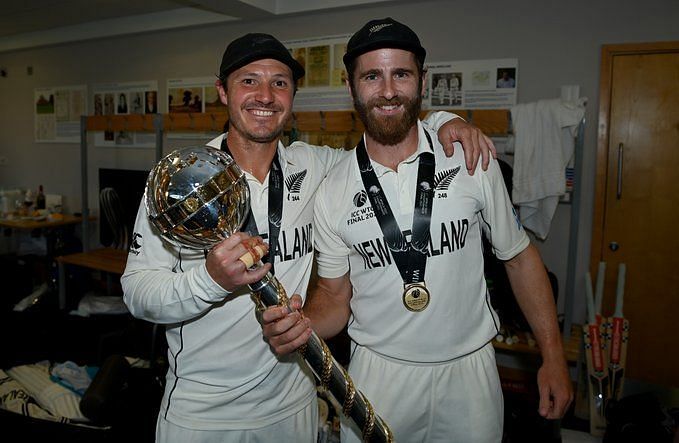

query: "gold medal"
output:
402 282 430 312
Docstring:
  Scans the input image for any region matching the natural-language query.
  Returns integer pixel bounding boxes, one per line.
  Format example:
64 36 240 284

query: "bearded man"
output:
263 18 572 443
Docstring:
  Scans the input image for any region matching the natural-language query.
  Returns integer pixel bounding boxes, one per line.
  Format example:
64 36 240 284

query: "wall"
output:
0 0 678 326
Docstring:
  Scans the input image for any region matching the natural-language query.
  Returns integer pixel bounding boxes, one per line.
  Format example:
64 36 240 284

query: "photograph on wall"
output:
306 45 331 87
34 85 87 143
166 77 226 140
114 130 133 145
145 90 158 114
430 72 462 107
92 80 158 148
93 94 103 115
283 34 353 111
331 43 348 87
204 86 224 113
116 92 129 114
129 91 144 114
496 67 516 88
292 47 307 88
167 77 225 114
424 58 518 109
104 93 115 115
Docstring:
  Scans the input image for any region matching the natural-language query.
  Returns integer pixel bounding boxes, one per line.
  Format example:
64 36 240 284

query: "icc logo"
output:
353 190 368 207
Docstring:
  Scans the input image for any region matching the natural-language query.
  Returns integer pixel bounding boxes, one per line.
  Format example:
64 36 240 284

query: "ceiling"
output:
0 0 402 53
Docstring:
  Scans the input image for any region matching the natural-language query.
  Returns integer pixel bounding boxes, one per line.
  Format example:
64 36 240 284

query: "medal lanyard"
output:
355 131 435 284
221 136 283 275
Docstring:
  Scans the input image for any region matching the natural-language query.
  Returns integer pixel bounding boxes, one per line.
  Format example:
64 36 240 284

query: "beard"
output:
353 86 422 146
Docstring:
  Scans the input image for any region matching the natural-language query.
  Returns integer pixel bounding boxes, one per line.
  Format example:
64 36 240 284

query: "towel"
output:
50 361 98 395
510 98 585 239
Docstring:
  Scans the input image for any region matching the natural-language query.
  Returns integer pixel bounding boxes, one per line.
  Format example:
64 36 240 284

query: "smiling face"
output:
348 48 424 146
218 58 294 144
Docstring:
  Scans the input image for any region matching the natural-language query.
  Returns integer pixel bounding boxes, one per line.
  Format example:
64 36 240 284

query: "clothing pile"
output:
0 360 105 427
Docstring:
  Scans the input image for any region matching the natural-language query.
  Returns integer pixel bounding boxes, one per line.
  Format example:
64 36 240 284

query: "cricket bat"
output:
594 262 606 326
583 272 609 436
607 263 629 401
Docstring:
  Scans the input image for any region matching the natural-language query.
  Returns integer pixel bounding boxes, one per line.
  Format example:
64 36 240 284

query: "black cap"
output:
343 18 426 68
219 33 305 82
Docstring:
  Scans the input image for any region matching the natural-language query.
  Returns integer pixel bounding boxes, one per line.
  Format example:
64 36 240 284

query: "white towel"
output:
510 98 585 239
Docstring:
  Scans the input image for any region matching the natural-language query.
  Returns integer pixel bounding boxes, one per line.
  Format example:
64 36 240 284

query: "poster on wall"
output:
92 80 158 148
423 58 518 109
166 77 226 140
34 85 87 143
283 35 353 111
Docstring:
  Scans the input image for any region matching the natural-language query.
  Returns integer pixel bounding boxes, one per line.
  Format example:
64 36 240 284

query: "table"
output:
1 214 88 291
0 214 88 256
0 214 84 230
56 247 128 309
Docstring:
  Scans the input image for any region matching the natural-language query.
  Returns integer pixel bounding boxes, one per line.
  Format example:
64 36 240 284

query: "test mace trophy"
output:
145 146 393 443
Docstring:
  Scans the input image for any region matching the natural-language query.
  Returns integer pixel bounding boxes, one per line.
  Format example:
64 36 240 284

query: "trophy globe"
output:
144 146 250 249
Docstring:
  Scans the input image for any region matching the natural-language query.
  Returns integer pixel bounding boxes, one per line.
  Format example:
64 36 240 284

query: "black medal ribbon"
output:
220 136 283 275
355 131 435 285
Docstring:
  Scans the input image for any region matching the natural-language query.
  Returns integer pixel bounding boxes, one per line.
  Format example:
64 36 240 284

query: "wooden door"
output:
592 42 679 388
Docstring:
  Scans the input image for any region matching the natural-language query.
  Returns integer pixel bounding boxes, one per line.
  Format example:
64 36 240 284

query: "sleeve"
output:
313 179 351 279
422 111 462 130
121 199 227 324
477 159 530 260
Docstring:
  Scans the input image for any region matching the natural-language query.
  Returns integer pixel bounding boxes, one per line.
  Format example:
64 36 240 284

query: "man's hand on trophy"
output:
205 232 272 292
262 294 312 355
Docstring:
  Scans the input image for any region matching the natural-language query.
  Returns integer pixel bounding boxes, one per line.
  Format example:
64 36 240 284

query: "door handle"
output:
617 143 624 199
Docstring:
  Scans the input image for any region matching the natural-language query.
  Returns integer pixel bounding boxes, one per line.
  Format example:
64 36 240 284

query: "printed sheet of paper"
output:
34 85 87 143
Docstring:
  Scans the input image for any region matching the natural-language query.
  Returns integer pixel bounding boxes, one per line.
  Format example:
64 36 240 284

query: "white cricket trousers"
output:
341 341 503 442
156 398 318 443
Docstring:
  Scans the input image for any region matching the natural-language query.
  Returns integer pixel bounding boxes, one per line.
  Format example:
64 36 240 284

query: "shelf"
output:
84 109 513 136
492 324 582 363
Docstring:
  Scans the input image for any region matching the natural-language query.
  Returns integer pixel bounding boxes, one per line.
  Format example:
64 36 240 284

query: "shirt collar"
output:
209 132 296 169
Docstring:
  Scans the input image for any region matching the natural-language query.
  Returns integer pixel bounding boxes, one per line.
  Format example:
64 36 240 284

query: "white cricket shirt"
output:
314 121 529 363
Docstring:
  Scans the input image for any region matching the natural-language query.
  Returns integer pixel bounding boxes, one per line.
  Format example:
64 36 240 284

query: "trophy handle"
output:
249 273 393 443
